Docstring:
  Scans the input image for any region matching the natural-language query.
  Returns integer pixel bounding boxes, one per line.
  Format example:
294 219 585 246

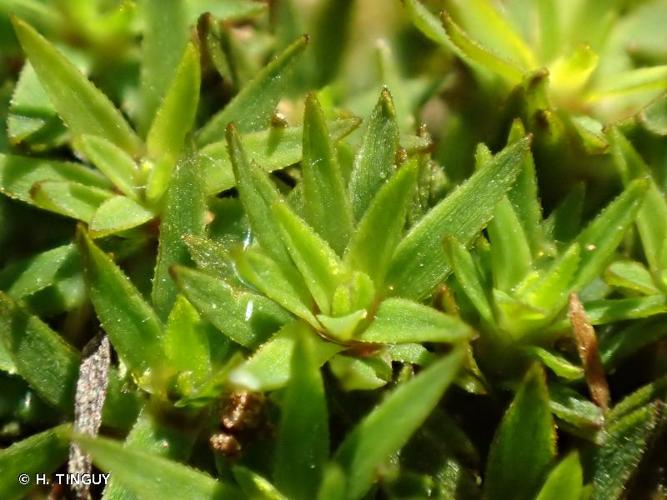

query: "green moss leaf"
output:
12 18 142 155
344 155 418 292
329 354 392 391
0 424 70 500
89 196 155 238
0 292 138 429
0 153 110 204
102 407 200 500
274 335 329 500
387 137 531 299
440 12 525 85
146 42 201 162
444 236 494 325
30 180 113 222
535 452 583 500
484 364 556 500
273 200 347 315
0 292 78 410
200 118 359 195
518 243 580 314
77 434 240 499
488 197 533 292
78 229 165 378
173 266 290 348
333 348 464 499
197 35 309 145
316 464 346 500
164 295 211 384
605 260 659 295
301 93 353 254
78 135 139 200
591 403 660 500
7 62 67 148
138 0 189 134
152 153 207 319
348 88 400 221
233 247 317 327
610 129 667 278
233 466 286 500
0 244 76 299
506 119 544 256
229 321 343 391
226 124 291 266
356 298 472 344
571 179 648 290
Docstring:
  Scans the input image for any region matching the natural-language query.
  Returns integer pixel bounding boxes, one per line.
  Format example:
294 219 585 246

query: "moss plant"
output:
0 1 666 499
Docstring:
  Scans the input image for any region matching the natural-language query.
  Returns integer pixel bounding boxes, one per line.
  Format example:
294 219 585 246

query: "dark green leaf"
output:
12 18 142 155
535 452 583 500
591 403 660 500
153 153 207 319
173 266 290 348
525 347 583 380
601 318 667 369
0 292 138 429
484 364 556 500
0 292 78 410
78 229 165 378
345 159 418 288
0 153 110 204
233 466 286 500
78 135 139 200
226 123 291 266
273 200 347 315
548 295 667 331
334 348 464 499
8 62 67 148
572 179 648 290
0 244 76 299
488 197 533 292
146 42 200 162
301 93 353 254
102 407 200 500
164 295 211 384
0 424 70 500
307 0 354 88
233 247 316 326
348 88 400 221
138 0 189 134
197 36 309 144
328 354 392 391
89 196 155 238
549 383 604 432
31 181 113 222
444 236 494 325
77 434 240 499
357 298 472 344
229 321 342 390
506 119 544 255
605 260 659 295
543 183 585 243
387 137 531 299
274 335 328 500
199 118 359 195
610 129 667 278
